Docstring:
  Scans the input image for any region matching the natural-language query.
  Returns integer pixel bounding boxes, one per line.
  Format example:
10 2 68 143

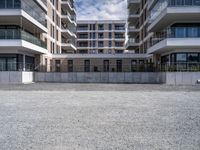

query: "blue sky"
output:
75 0 127 20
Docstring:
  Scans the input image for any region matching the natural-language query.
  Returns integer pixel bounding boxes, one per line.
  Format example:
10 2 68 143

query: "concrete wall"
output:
34 72 165 84
1 72 200 85
165 72 200 85
0 72 34 84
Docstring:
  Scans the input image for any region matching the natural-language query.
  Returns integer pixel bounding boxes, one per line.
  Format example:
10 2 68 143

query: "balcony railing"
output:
0 29 47 49
149 26 200 47
62 0 75 9
0 0 46 26
149 0 200 24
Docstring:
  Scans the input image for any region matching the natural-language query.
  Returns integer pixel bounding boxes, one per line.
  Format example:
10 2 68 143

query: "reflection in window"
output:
176 53 187 62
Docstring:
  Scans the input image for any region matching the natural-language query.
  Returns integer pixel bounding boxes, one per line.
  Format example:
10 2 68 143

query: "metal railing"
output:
1 63 200 72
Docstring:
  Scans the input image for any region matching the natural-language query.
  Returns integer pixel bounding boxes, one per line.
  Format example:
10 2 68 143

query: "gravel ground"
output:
0 83 200 91
0 84 200 150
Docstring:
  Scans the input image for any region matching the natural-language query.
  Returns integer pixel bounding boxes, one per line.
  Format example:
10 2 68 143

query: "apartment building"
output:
77 20 126 54
0 0 77 72
127 0 200 67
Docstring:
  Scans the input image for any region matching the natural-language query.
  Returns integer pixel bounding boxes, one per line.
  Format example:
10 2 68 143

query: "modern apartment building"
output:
0 0 77 72
77 20 126 54
127 0 200 66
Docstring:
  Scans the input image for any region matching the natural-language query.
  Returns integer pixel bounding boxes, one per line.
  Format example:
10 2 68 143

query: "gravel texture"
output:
0 84 200 150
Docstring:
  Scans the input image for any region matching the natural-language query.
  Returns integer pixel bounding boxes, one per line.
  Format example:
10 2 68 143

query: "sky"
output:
75 0 127 21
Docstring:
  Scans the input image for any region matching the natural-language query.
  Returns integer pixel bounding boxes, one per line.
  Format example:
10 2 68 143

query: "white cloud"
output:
75 0 127 20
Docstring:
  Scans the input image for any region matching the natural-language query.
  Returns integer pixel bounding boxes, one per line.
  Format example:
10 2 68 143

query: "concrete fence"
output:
34 72 166 84
0 72 34 84
0 72 200 85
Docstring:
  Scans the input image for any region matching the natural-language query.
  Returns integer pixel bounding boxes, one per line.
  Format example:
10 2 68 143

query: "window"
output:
0 0 6 8
109 41 112 47
176 53 187 62
188 53 199 62
84 60 90 72
7 0 13 8
109 32 112 39
109 24 112 30
116 60 122 72
55 60 61 72
98 24 104 30
98 33 104 39
68 60 73 72
98 41 104 47
104 60 109 72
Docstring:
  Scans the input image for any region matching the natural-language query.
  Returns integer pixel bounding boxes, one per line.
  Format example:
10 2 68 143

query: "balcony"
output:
126 38 140 50
148 0 200 32
61 0 76 14
128 26 140 37
0 0 47 32
0 28 47 54
128 0 140 13
147 26 200 54
61 10 76 25
61 38 77 51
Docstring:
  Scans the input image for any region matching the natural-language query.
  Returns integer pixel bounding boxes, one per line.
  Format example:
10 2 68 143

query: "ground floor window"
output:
116 60 122 72
0 54 34 71
68 60 73 72
161 52 200 64
84 60 90 72
103 60 109 72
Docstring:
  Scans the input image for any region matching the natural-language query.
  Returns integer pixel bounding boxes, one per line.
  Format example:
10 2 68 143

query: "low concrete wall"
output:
165 72 200 85
35 72 165 84
0 72 34 84
1 72 200 85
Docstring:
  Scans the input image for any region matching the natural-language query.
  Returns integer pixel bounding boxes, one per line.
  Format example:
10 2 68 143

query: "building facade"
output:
127 0 200 69
77 20 126 54
0 0 77 72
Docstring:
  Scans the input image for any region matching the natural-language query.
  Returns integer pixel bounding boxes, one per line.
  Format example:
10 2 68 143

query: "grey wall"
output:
0 72 34 84
1 72 200 85
165 72 200 85
34 72 165 84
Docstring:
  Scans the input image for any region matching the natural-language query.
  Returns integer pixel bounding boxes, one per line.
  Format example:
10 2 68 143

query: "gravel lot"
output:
0 84 200 150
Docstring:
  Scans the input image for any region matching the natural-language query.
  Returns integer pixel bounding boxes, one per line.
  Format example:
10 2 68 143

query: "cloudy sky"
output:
75 0 127 21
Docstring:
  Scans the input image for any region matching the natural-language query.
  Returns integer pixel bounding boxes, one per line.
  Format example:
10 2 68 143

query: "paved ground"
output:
0 84 200 150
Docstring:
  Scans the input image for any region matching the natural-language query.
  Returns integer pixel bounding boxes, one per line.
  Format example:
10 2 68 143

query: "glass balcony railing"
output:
149 0 200 24
149 26 200 47
0 29 47 49
21 0 46 26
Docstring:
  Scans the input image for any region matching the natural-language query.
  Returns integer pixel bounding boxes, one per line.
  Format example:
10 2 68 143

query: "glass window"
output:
103 60 109 72
194 0 200 5
68 60 73 72
84 60 90 72
188 53 199 62
0 0 6 8
187 27 198 37
116 60 122 72
176 53 187 62
14 0 21 8
7 0 13 8
175 27 186 38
